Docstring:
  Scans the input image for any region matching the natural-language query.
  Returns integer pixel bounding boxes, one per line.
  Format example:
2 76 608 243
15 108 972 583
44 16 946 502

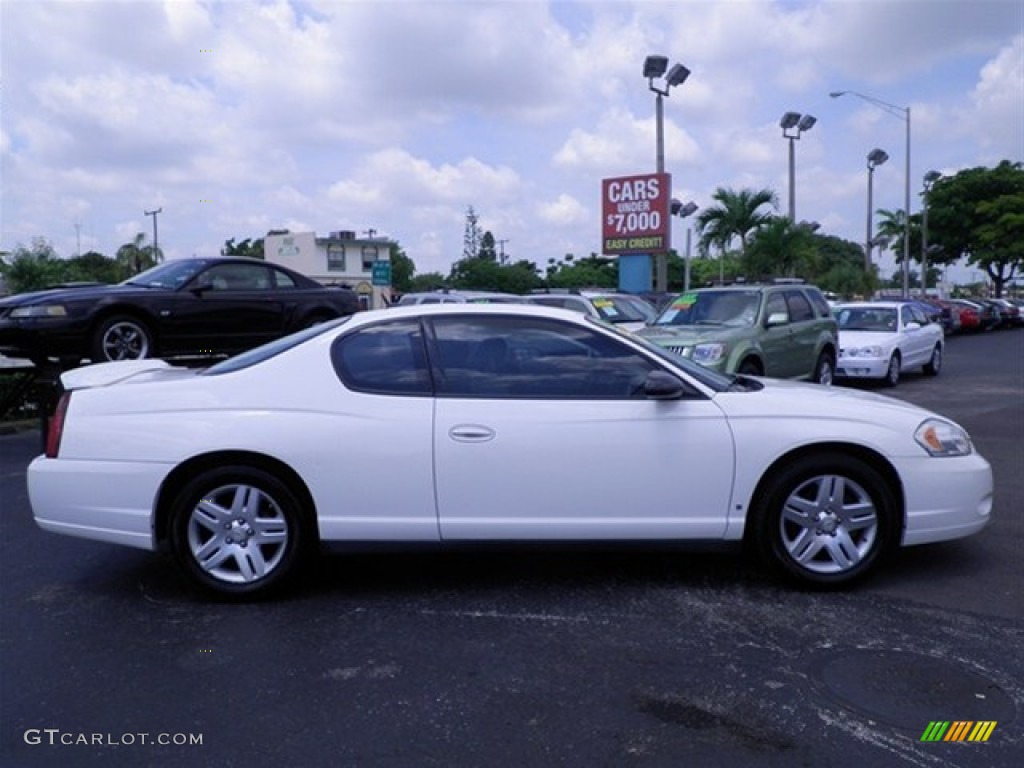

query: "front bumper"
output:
897 452 993 546
836 356 889 379
0 318 88 360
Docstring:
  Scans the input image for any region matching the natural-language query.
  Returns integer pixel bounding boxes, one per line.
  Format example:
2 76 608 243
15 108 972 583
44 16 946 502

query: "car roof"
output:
354 300 587 324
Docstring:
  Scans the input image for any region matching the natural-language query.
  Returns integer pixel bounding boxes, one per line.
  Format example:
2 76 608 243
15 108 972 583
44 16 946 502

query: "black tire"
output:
168 466 312 597
749 452 897 587
737 358 762 376
812 351 835 386
92 315 154 362
923 344 942 376
883 352 901 387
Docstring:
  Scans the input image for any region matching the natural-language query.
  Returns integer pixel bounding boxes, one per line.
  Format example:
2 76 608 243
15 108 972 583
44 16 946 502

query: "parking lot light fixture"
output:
671 199 699 291
832 89 912 297
644 54 691 292
781 111 817 221
866 148 889 271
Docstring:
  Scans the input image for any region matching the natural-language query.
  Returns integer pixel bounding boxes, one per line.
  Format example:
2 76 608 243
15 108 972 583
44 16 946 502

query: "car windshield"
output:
835 307 897 332
122 260 209 289
589 296 651 324
201 316 351 375
653 290 761 327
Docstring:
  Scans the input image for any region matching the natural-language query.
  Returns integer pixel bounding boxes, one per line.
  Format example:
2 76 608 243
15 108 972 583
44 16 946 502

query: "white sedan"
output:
835 301 945 386
28 303 992 597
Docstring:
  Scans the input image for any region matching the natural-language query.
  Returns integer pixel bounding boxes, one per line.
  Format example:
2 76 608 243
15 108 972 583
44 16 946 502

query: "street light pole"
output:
865 149 888 273
921 170 941 297
831 90 912 297
780 112 816 221
644 55 690 293
671 198 699 291
144 207 162 271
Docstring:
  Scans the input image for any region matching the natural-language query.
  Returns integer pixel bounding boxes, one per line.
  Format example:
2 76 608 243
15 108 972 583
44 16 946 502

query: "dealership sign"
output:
601 172 672 255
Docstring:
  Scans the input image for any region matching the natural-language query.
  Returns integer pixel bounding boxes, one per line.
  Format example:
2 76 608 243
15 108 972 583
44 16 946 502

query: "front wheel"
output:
169 466 312 597
92 315 153 362
883 352 901 387
749 453 897 586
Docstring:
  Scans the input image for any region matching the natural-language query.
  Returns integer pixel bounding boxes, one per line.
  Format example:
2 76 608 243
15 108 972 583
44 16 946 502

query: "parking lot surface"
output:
1 331 1021 767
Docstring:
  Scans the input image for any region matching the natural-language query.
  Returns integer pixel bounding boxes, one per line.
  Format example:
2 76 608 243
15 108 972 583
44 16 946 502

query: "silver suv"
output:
635 281 838 384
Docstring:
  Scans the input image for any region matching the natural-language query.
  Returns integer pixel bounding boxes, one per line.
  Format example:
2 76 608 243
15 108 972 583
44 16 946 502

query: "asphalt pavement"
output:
1 330 1021 767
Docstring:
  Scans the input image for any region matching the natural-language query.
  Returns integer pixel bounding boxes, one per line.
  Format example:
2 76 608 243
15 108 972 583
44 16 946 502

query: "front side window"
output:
201 263 273 291
332 320 432 395
430 315 658 399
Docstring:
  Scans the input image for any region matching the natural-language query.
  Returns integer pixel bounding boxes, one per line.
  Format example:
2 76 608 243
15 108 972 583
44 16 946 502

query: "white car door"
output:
429 315 736 541
900 305 931 367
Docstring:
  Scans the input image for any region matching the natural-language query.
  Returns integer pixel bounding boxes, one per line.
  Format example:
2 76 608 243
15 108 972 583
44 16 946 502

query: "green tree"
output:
462 206 482 261
116 233 162 275
387 243 416 293
479 231 497 261
812 234 876 297
221 237 265 259
407 272 449 292
0 238 66 293
927 161 1024 297
545 253 617 289
449 257 541 294
745 218 817 278
695 187 778 257
66 251 124 284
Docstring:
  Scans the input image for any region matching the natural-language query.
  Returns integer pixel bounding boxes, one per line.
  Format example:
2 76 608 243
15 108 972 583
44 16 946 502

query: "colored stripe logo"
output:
921 721 997 742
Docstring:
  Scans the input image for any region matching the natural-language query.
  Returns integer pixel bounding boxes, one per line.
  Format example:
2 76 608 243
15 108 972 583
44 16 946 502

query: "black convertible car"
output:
0 257 361 365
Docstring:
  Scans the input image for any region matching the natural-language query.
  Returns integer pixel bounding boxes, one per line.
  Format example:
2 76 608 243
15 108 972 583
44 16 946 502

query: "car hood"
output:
0 284 148 307
716 375 951 432
636 325 744 344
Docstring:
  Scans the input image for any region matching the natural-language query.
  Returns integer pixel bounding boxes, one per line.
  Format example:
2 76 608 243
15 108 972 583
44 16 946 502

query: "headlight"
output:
845 345 883 357
9 304 68 318
915 418 973 457
692 343 726 363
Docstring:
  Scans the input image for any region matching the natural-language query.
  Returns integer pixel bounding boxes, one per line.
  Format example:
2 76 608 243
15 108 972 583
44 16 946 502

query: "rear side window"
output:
332 320 432 395
784 290 814 322
805 288 832 317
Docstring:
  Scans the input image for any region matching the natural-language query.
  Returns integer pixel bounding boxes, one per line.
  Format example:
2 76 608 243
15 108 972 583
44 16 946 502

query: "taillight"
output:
45 391 71 459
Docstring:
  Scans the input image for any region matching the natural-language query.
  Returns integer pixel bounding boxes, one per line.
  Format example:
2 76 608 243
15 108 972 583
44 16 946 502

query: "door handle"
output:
449 424 496 442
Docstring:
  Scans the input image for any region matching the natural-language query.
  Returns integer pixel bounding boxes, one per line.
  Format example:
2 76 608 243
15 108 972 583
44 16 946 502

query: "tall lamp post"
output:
644 54 690 292
144 207 162 273
921 170 941 297
780 112 816 221
831 90 911 297
865 148 889 272
671 198 699 291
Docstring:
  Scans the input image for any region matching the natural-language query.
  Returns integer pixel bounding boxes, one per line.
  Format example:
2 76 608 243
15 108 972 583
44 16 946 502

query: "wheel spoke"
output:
823 530 861 569
196 539 233 571
789 529 824 563
251 518 288 543
838 501 877 531
235 547 267 581
194 499 230 531
781 497 817 526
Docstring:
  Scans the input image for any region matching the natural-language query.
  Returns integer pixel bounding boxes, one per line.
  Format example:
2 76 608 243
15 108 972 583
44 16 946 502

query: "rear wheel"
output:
750 453 897 586
923 344 942 376
169 466 311 597
737 359 762 376
92 315 153 362
812 351 835 386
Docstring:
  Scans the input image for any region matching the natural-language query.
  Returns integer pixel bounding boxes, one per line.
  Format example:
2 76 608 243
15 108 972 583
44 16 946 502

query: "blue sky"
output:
2 0 1021 284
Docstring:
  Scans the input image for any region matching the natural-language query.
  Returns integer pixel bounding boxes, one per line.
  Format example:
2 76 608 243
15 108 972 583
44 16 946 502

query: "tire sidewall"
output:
750 453 897 587
884 353 901 386
169 466 308 597
93 315 154 362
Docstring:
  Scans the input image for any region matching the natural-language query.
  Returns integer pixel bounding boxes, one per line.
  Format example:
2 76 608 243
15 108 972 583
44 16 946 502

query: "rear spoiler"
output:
60 360 173 391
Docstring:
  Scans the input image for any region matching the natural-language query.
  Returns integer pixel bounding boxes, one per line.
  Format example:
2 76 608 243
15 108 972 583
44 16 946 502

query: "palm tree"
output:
116 233 163 276
745 217 817 278
695 187 779 257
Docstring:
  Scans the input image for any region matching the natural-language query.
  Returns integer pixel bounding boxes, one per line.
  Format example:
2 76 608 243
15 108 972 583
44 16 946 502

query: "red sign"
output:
601 172 672 255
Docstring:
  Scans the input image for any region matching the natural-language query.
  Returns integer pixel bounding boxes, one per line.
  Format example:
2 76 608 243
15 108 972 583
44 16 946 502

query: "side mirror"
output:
644 370 686 400
189 277 214 295
905 321 921 330
766 312 788 327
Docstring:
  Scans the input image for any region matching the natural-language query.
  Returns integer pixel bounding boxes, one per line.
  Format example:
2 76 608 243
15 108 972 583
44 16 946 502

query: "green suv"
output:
635 281 838 384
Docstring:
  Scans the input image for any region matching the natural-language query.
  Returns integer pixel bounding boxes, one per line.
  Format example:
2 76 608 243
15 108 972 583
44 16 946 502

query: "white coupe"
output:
28 303 992 596
835 301 945 386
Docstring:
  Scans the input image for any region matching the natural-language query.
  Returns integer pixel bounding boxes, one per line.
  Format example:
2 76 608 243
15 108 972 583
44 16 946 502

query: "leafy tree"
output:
449 256 541 294
745 218 817 278
66 251 123 284
479 231 497 261
695 187 778 257
545 253 617 289
812 234 876 297
387 243 416 293
927 161 1024 296
116 233 162 275
462 206 482 261
222 237 265 259
407 272 449 292
0 238 66 293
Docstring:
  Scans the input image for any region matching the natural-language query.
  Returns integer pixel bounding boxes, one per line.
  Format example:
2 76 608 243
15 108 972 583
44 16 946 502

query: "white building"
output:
263 229 393 309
